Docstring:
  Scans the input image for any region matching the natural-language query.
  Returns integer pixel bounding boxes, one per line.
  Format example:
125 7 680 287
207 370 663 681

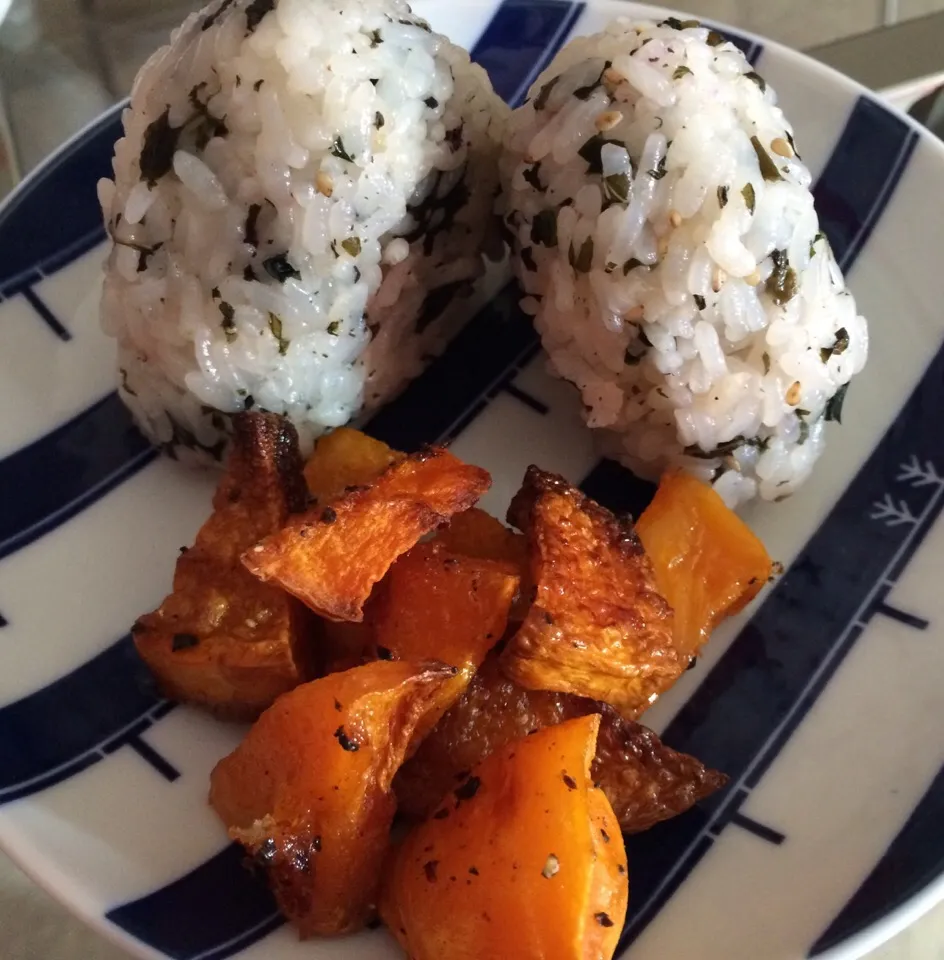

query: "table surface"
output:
1 0 943 957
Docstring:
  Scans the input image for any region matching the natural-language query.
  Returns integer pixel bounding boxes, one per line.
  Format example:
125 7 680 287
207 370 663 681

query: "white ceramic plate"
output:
2 2 944 959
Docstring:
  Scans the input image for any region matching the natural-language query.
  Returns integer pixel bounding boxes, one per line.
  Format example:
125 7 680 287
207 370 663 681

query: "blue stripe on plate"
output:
0 392 156 562
814 96 920 272
106 843 283 960
0 109 119 299
0 634 167 804
809 760 944 955
469 0 585 106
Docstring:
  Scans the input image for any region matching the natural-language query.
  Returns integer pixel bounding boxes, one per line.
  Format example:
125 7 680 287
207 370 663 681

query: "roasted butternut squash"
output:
242 447 491 622
381 714 627 960
370 541 518 669
395 657 727 832
303 427 400 503
636 471 772 658
500 466 680 717
209 659 458 937
133 413 314 720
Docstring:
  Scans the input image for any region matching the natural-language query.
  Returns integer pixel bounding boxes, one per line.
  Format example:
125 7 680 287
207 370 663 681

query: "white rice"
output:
500 17 868 506
100 0 507 457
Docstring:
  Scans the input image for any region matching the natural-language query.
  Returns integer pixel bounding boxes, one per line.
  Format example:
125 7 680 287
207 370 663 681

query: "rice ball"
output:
500 17 867 507
99 0 508 457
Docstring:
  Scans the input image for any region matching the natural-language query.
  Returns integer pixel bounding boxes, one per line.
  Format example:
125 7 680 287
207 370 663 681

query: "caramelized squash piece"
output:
381 715 627 960
370 541 518 669
636 471 772 658
133 413 313 720
304 427 400 503
242 448 490 622
395 657 726 832
209 659 458 937
500 466 679 717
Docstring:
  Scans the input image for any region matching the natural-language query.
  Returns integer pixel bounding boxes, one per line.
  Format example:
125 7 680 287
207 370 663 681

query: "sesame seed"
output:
770 137 793 158
595 110 623 132
786 380 802 406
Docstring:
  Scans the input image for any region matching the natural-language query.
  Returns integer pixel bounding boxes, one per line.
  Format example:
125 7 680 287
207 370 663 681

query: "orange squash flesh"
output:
370 541 519 670
209 659 458 937
635 471 772 658
381 714 627 960
242 447 491 622
303 427 400 503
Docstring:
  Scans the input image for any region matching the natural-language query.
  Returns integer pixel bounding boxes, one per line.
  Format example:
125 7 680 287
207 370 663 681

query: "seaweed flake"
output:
569 237 594 273
825 382 849 423
139 108 180 186
523 162 546 193
603 172 629 206
263 254 301 283
330 137 355 163
268 312 290 355
244 0 275 34
648 154 668 180
534 75 560 111
202 0 234 30
751 135 783 182
741 182 756 214
820 327 850 363
672 65 693 80
530 208 558 248
693 294 706 310
578 134 623 175
244 203 262 248
766 249 797 305
573 60 612 100
717 184 729 208
744 71 767 93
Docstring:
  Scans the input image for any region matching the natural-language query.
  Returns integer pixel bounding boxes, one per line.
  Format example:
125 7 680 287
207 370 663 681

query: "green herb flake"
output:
693 294 706 310
825 382 849 423
368 28 382 46
762 351 771 374
797 416 810 445
603 172 630 206
744 71 767 93
374 112 385 128
534 75 560 111
660 16 699 29
330 137 355 163
577 134 623 176
531 209 558 248
672 65 693 80
809 230 826 260
751 135 784 182
741 182 756 214
766 249 798 306
717 185 729 208
268 312 290 354
569 236 594 273
327 320 341 336
341 237 361 257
